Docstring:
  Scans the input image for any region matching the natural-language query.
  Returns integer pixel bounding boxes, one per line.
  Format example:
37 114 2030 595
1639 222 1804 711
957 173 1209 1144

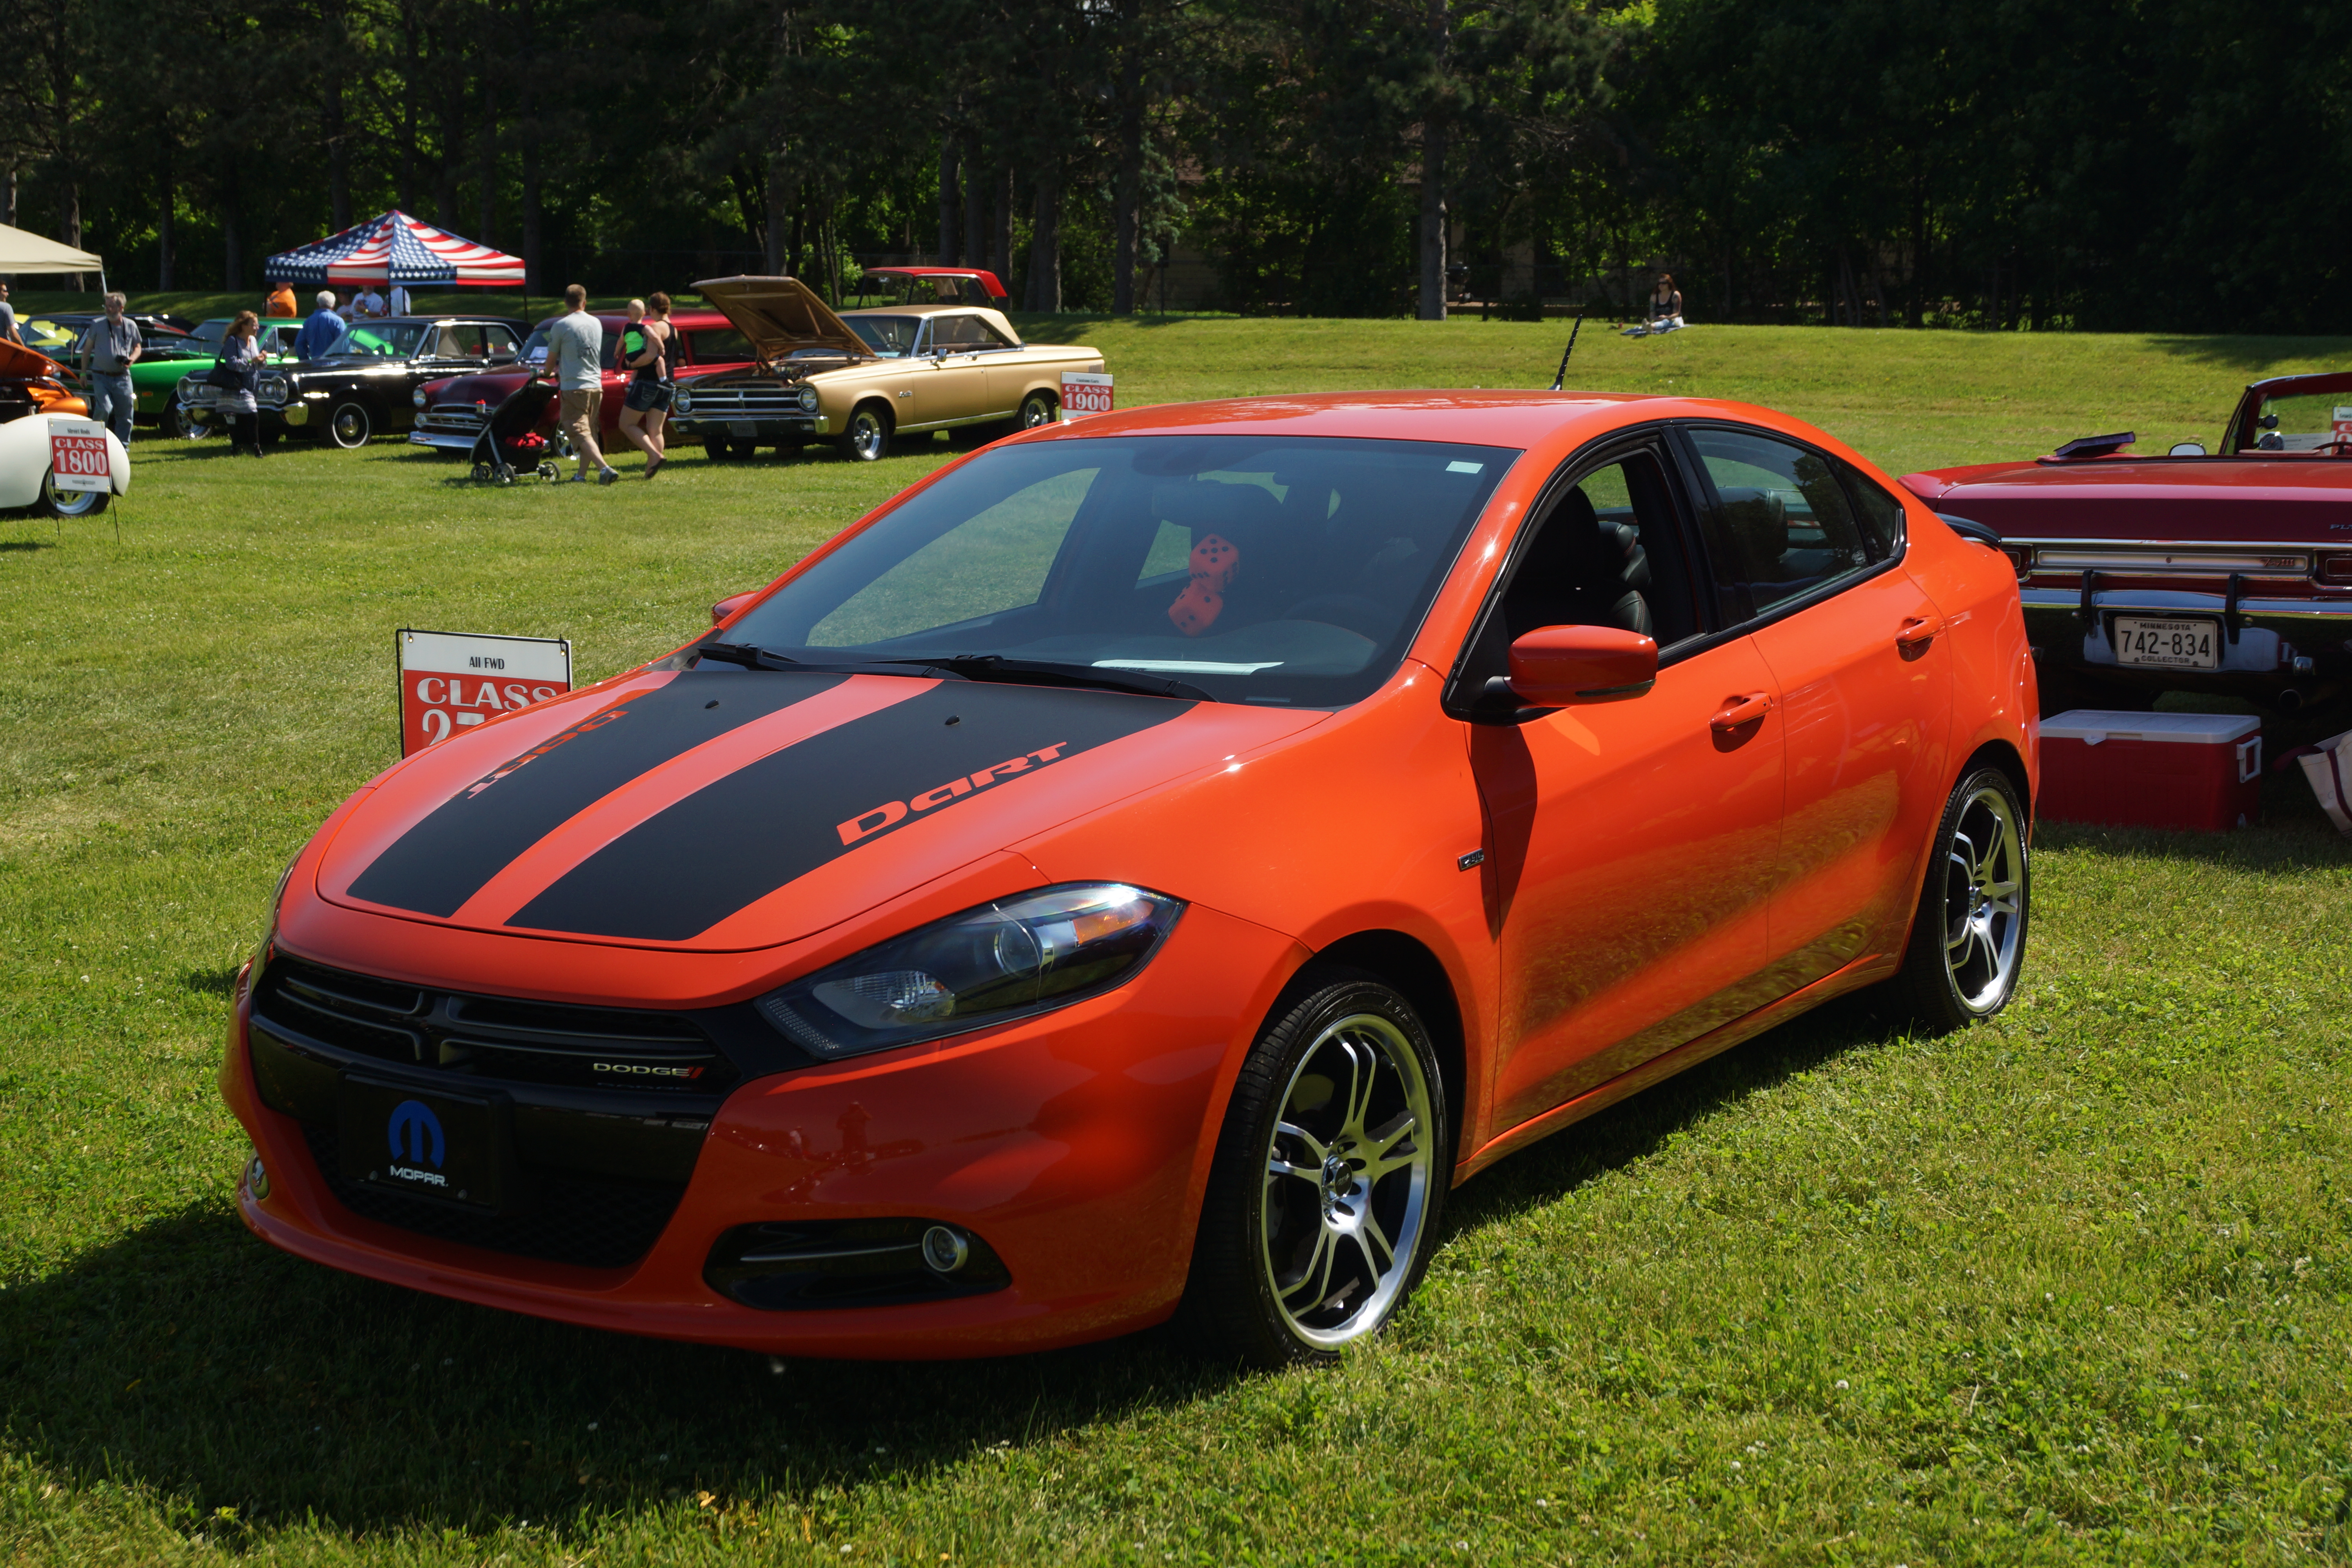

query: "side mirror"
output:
2168 441 2207 456
711 590 760 626
1506 625 1659 706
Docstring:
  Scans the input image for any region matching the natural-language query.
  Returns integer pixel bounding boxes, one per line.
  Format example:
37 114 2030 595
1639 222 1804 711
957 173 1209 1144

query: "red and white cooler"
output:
2039 710 2262 831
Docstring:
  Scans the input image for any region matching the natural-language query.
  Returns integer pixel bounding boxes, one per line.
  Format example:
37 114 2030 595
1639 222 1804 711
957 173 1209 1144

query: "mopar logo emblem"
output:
387 1099 445 1168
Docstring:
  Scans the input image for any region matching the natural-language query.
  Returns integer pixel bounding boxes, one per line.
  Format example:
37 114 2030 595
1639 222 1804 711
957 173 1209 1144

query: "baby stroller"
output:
468 376 571 484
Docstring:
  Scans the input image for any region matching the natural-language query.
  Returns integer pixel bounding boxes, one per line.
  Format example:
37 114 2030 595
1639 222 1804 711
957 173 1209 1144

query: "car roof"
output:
1020 389 1668 450
2244 370 2352 398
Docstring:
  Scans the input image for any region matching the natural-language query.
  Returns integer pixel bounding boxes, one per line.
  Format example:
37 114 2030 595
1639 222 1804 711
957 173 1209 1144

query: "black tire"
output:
729 438 760 460
1017 390 1059 430
703 437 731 462
1181 970 1450 1368
35 468 110 518
1891 764 2030 1032
325 401 372 449
163 404 201 439
837 403 892 462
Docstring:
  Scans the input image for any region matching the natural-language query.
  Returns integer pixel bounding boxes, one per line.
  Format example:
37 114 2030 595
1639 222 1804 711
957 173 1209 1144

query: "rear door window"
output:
1684 427 1873 622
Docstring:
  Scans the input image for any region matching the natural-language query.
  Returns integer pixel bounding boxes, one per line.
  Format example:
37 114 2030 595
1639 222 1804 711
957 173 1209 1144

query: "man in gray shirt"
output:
78 292 142 446
0 281 20 347
540 284 615 484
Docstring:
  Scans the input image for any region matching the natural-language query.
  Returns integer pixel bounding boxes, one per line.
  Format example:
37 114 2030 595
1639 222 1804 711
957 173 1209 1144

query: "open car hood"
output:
0 340 68 382
691 276 872 363
314 668 1322 953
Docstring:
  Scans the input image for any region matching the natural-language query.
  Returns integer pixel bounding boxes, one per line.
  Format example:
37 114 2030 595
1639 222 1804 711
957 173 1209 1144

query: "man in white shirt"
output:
353 285 387 319
388 283 412 316
540 284 616 484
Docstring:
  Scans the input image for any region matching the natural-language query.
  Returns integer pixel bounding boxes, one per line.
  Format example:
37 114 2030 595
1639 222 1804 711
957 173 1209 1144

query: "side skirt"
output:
1454 951 1899 1182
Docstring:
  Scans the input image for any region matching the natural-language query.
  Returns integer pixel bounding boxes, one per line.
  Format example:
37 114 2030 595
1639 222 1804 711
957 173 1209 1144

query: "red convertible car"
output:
221 391 2035 1365
1904 372 2352 715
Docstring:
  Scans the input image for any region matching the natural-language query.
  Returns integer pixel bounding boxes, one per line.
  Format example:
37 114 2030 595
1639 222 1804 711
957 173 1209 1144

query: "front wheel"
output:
1892 764 2030 1031
163 404 202 439
1182 972 1448 1367
36 468 110 518
326 401 373 448
836 405 891 462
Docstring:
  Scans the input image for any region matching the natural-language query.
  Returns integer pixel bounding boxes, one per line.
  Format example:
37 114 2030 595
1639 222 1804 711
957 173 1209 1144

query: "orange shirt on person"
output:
265 283 298 318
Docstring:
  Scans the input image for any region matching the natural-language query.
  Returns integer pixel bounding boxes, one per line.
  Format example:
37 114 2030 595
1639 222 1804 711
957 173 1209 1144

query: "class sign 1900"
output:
398 628 572 756
1060 372 1113 418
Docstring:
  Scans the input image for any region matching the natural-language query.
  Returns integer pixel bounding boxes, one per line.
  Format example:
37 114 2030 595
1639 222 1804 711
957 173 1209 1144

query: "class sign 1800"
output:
397 628 573 755
47 419 112 493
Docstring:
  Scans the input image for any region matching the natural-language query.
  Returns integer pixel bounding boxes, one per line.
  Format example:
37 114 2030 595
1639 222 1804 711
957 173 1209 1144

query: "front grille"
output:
678 381 809 418
419 403 490 436
254 953 737 1093
301 1123 683 1269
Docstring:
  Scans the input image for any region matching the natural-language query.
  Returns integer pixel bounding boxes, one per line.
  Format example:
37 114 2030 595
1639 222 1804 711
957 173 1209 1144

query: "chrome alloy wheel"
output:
1018 391 1058 429
1260 1012 1436 1348
40 468 107 517
846 407 889 460
1941 781 2025 1012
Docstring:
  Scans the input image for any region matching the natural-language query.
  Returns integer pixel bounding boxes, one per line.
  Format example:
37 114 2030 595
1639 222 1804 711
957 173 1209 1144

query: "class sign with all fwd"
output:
398 628 572 755
48 419 111 493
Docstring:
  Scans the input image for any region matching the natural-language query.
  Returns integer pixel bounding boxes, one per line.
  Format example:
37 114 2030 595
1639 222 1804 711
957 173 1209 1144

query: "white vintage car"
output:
0 342 131 517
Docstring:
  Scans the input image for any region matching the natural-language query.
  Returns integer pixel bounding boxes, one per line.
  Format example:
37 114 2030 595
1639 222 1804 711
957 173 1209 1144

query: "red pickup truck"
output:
407 308 754 454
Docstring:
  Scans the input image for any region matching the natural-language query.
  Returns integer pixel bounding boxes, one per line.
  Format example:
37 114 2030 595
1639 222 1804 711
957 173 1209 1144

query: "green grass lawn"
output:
3 319 2349 1565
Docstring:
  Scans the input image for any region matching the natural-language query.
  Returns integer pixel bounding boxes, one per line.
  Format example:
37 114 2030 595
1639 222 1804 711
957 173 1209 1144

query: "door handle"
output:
1711 692 1772 732
1896 613 1946 659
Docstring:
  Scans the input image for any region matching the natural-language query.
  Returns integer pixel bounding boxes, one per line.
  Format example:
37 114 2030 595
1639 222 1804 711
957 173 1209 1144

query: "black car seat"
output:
1504 486 1653 637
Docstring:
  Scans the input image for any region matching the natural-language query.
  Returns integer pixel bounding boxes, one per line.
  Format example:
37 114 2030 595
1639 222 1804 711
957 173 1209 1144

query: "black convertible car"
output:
177 316 526 448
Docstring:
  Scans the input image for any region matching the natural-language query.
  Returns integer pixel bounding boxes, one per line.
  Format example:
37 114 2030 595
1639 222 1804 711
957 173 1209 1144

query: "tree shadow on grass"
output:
0 1201 1232 1542
2145 335 2352 376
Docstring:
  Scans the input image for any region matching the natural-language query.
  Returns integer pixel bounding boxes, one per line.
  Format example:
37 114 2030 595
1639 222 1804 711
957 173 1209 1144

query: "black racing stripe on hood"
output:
348 671 850 918
506 682 1194 942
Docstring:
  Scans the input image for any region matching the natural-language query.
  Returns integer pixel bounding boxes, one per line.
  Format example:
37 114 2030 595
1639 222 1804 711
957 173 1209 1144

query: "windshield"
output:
192 320 229 348
719 434 1515 707
2253 392 2352 453
847 316 925 357
19 319 77 355
325 322 428 358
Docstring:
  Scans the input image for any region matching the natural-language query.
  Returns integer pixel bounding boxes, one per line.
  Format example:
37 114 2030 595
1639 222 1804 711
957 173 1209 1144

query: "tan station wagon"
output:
671 275 1105 463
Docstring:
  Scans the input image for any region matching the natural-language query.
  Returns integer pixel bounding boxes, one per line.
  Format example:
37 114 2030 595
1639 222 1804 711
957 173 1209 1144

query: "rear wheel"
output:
326 401 372 449
1182 971 1448 1367
837 404 891 462
1017 390 1059 430
36 468 110 518
1893 765 2029 1031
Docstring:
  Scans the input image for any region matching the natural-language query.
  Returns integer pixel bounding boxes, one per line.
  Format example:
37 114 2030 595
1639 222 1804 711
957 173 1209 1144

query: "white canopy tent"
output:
0 222 106 289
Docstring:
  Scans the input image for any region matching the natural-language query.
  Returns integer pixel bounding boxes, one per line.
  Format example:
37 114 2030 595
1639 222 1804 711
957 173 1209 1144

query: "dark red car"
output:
1904 373 2352 715
407 308 754 455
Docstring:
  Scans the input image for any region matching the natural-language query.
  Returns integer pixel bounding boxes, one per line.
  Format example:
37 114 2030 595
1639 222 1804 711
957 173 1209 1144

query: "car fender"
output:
0 413 129 508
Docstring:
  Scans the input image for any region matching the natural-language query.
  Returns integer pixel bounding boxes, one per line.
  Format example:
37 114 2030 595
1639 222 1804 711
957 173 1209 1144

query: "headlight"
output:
258 376 288 401
798 385 818 412
413 388 428 408
755 884 1183 1059
674 389 693 413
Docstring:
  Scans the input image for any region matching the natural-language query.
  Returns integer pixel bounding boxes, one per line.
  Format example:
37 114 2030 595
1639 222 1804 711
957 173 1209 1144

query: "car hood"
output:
422 368 532 404
1903 457 2352 539
315 667 1323 953
692 276 873 364
0 340 69 381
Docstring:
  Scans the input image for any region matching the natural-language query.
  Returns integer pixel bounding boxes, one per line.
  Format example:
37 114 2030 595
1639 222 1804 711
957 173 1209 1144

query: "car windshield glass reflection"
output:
19 320 76 354
848 316 924 357
721 435 1516 707
326 323 428 358
2254 393 2352 452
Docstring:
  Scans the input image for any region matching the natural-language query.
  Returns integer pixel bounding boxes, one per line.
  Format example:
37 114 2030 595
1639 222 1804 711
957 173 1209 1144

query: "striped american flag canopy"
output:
263 210 525 288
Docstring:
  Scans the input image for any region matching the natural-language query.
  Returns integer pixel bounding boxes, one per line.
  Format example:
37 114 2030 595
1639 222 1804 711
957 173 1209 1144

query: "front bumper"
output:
672 414 825 442
220 904 1302 1358
2025 585 2352 694
408 430 482 450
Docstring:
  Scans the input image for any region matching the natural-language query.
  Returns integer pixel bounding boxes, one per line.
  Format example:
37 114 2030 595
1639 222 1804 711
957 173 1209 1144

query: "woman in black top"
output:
617 291 677 477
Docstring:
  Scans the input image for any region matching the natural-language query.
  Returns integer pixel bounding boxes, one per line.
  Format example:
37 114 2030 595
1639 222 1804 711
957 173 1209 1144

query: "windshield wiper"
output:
867 655 1210 702
694 641 975 681
695 641 801 670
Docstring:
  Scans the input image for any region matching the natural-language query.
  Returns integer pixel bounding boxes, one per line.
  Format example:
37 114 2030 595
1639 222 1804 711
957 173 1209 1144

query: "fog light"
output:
920 1225 969 1274
245 1152 270 1201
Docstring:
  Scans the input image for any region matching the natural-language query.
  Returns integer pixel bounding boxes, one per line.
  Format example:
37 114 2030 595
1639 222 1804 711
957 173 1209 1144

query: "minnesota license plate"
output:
728 421 758 438
338 1076 506 1209
2112 616 2219 670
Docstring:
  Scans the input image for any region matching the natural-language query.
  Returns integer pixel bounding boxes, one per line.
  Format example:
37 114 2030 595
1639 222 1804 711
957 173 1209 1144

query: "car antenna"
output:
1548 312 1586 393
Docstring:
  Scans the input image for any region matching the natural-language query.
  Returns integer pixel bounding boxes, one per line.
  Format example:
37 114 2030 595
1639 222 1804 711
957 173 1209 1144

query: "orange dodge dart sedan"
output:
222 392 2036 1367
